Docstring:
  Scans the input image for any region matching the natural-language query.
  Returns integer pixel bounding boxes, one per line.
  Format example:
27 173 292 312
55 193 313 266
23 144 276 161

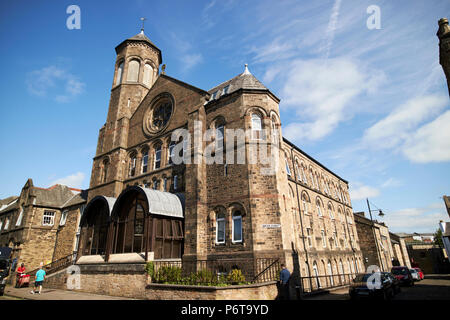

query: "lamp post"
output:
366 199 385 272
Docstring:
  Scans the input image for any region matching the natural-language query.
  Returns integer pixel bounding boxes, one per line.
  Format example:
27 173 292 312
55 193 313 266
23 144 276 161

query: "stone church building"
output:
73 28 364 291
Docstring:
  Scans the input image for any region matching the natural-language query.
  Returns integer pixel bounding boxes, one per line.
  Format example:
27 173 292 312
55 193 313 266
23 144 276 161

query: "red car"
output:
413 268 424 280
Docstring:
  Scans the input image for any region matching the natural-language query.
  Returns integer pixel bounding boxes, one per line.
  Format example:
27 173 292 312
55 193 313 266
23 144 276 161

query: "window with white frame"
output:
60 210 68 226
285 158 291 176
43 211 55 226
216 212 225 244
16 208 24 226
168 141 176 165
232 211 243 243
4 218 10 230
129 154 136 177
141 151 148 173
154 145 162 169
216 124 224 151
251 113 262 140
307 228 313 247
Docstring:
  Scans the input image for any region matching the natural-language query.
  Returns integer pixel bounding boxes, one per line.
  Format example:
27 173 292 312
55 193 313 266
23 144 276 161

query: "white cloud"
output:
182 53 203 72
402 110 450 163
349 183 380 200
382 202 448 234
363 95 448 149
26 65 85 103
276 58 385 142
321 0 342 60
381 178 402 188
49 172 85 189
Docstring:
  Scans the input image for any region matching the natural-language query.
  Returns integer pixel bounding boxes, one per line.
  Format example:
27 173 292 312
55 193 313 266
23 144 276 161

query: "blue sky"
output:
0 0 449 233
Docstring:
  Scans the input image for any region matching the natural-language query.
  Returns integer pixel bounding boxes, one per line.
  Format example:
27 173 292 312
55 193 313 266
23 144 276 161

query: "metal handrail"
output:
27 253 76 278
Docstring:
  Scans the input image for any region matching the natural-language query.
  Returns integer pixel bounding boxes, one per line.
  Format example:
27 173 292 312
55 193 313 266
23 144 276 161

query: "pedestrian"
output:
279 264 291 300
15 263 26 288
30 262 46 295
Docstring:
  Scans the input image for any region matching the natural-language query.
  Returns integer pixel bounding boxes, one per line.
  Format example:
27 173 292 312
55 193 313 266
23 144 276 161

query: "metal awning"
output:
140 187 184 218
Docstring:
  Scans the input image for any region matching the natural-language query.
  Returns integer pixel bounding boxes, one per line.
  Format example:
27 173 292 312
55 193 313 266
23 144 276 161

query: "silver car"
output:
409 269 420 281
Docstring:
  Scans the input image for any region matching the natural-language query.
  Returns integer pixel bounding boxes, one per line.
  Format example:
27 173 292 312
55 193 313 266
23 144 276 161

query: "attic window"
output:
222 85 230 95
210 90 219 101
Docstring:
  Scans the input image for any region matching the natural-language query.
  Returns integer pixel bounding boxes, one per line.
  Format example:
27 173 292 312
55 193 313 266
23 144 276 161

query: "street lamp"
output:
366 199 386 271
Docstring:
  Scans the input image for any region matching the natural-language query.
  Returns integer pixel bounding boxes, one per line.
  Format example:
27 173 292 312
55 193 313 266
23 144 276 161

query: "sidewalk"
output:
4 286 136 300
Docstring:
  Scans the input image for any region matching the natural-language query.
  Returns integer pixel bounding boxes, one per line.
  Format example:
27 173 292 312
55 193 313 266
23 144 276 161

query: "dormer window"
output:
210 90 219 101
222 85 230 95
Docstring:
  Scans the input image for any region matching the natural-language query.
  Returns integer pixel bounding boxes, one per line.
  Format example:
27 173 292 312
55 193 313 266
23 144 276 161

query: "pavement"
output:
2 285 136 300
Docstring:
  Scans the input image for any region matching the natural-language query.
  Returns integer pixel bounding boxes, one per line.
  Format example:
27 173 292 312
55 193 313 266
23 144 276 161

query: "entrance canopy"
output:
111 186 184 219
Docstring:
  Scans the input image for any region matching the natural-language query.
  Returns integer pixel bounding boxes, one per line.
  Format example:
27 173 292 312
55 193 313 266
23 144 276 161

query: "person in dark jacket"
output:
279 264 291 300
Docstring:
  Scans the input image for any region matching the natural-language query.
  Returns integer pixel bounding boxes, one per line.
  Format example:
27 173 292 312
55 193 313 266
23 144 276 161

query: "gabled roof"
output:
206 65 279 104
32 184 82 208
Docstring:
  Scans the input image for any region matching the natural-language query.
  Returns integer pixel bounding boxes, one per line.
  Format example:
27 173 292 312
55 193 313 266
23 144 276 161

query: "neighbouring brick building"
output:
71 28 364 297
354 212 411 271
0 178 86 273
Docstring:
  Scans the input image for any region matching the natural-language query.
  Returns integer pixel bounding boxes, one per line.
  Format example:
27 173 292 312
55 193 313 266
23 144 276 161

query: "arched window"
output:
141 150 148 174
173 175 178 191
251 113 262 140
313 261 321 289
285 155 291 176
127 59 140 82
168 141 176 165
301 164 307 184
101 159 109 183
216 123 224 151
328 261 334 286
129 153 137 177
328 204 334 220
316 198 323 217
143 63 153 87
163 177 168 191
116 61 124 85
216 210 225 244
302 193 310 215
154 144 162 169
232 210 243 243
321 229 327 248
295 162 301 181
271 116 279 145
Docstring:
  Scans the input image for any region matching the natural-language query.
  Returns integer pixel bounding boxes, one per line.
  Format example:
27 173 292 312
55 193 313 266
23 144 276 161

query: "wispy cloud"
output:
350 183 380 200
26 65 85 103
49 172 85 189
321 0 342 60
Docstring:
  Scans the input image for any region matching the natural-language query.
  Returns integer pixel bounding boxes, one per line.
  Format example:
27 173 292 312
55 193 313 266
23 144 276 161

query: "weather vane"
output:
140 17 146 33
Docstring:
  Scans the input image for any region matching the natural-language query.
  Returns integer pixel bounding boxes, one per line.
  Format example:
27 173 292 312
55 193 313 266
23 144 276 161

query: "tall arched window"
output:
316 198 323 217
101 159 109 183
116 61 124 85
129 153 137 177
328 261 334 286
313 261 321 288
127 59 140 82
143 63 153 87
141 150 148 174
216 123 224 151
168 141 176 165
328 204 334 220
154 144 162 169
285 156 291 176
271 116 279 145
232 210 243 243
216 210 225 244
251 113 262 140
301 165 307 184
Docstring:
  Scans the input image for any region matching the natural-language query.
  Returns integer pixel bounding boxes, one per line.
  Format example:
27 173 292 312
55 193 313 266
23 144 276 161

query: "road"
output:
304 275 450 300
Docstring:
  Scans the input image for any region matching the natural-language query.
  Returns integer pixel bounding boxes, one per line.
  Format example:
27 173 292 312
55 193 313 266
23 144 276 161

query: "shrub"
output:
145 261 154 279
227 269 246 284
155 265 182 283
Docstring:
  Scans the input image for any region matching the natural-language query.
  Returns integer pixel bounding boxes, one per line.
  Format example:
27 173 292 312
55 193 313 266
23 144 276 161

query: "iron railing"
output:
151 258 280 285
300 273 356 293
27 253 76 279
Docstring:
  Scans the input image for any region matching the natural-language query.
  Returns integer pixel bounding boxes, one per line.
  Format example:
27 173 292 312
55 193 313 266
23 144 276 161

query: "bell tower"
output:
89 24 162 197
437 18 450 96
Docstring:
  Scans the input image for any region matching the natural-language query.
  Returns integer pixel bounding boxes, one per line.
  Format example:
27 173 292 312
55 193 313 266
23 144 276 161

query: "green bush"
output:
155 265 182 283
145 261 154 278
227 269 246 284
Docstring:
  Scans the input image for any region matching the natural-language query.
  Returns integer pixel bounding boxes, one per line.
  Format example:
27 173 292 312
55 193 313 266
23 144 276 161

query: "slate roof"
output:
206 65 279 104
115 31 162 62
61 190 88 208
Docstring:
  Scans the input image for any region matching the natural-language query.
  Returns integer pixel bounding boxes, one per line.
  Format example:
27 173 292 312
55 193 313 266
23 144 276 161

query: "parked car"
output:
382 272 401 294
0 247 13 296
413 267 424 280
409 269 420 281
391 266 414 286
349 273 395 300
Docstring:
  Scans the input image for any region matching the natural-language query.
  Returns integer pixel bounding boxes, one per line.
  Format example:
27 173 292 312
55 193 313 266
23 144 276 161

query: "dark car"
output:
391 266 414 286
382 272 401 294
0 247 13 296
349 273 395 300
